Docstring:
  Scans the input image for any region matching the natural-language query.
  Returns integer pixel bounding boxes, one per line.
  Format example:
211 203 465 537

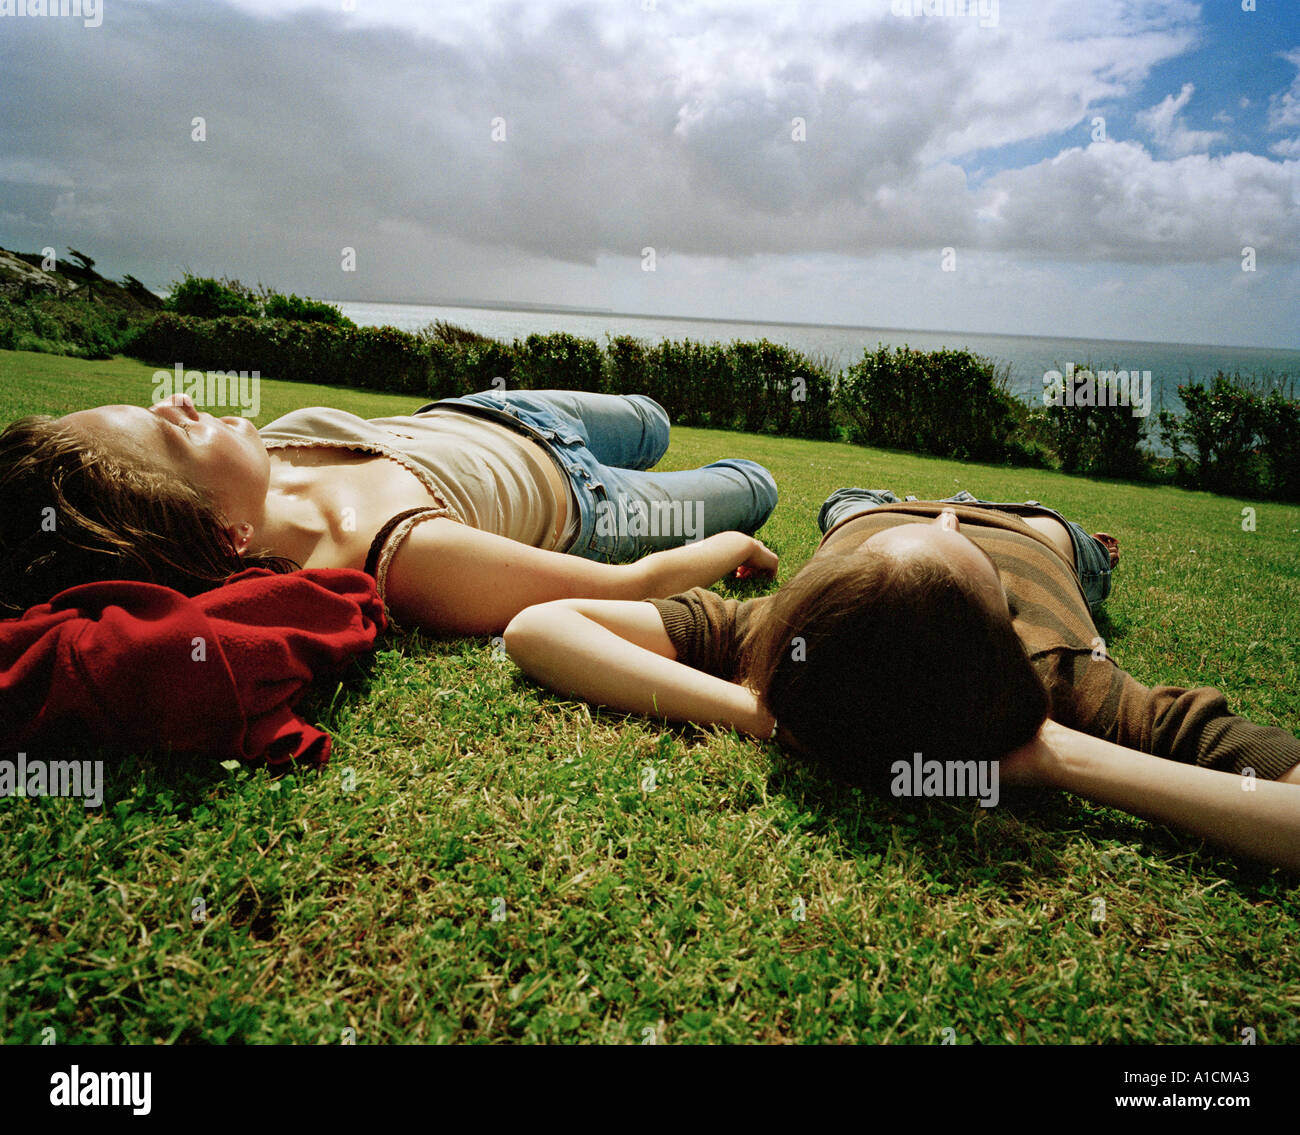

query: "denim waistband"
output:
413 398 562 453
413 397 581 534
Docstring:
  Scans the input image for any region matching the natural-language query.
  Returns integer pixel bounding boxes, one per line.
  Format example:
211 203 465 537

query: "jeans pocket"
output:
1079 567 1111 608
581 480 621 559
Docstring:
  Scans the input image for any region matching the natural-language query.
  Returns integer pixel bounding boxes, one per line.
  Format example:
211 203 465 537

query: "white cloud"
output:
0 1 1282 274
0 156 75 187
1268 48 1300 131
1266 48 1300 165
1136 83 1226 157
978 141 1300 262
1270 137 1300 160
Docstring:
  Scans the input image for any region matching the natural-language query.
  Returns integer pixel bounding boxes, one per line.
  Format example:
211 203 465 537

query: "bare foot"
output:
1092 532 1119 569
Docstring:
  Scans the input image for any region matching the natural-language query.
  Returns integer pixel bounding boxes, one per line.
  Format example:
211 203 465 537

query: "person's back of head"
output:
739 541 1048 794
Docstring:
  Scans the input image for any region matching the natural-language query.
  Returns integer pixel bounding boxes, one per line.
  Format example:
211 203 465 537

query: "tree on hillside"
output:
65 247 104 301
65 248 101 277
119 274 162 308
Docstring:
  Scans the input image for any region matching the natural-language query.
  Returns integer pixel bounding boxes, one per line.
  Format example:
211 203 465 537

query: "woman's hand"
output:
638 532 776 597
734 539 778 580
384 522 777 634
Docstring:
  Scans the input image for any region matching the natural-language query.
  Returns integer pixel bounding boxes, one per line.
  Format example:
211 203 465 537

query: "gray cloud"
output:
0 0 1294 317
978 141 1300 263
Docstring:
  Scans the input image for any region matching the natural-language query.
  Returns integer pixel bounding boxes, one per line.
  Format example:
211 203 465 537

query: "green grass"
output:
2 349 1298 1044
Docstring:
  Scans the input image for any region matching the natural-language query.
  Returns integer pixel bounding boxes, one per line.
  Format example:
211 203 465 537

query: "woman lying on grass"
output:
505 488 1300 871
0 388 777 633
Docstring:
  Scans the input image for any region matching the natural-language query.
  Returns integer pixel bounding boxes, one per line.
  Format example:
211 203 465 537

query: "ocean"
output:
331 299 1300 421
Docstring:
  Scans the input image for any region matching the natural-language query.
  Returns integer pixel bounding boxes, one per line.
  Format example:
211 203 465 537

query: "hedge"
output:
129 315 839 440
122 314 1298 495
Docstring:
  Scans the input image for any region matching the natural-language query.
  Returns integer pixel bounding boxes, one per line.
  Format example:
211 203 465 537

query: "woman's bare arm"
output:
384 519 776 635
1004 719 1300 871
504 597 774 737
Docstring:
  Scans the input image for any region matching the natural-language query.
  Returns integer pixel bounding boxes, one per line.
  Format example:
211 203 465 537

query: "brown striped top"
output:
648 502 1300 780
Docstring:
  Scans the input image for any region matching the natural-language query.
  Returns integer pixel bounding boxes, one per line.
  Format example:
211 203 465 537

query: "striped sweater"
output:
648 502 1299 780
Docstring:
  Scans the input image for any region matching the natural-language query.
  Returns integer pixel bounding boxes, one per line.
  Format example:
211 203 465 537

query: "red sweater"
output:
0 568 386 767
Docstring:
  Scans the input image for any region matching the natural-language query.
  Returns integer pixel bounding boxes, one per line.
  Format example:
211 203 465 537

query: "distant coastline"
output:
390 298 617 317
326 298 1300 416
325 296 1298 356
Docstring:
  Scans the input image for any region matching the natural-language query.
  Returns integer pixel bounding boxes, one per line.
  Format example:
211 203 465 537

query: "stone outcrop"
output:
0 248 81 299
0 247 162 310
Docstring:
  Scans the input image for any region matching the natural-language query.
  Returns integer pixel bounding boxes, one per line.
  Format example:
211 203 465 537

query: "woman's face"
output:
864 509 1010 615
60 394 270 531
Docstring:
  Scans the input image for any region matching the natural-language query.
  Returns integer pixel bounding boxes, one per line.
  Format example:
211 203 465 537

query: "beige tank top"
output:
259 406 579 600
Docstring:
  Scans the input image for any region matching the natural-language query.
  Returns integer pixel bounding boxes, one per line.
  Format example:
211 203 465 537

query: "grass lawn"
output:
2 348 1298 1044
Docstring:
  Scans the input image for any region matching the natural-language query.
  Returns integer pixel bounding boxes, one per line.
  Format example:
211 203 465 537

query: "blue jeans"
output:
817 487 1113 608
419 389 778 561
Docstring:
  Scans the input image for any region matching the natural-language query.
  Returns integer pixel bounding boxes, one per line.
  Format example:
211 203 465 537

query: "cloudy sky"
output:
1 0 1298 347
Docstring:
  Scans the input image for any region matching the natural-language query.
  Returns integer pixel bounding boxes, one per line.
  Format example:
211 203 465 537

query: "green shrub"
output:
347 325 430 394
1259 389 1300 501
0 293 145 360
426 337 516 398
513 333 606 393
14 332 68 355
833 345 1021 461
725 340 778 432
414 332 832 441
644 340 728 427
1037 365 1149 478
1157 373 1267 496
604 335 650 399
724 340 837 438
262 292 354 326
164 274 260 319
130 313 429 393
418 320 493 346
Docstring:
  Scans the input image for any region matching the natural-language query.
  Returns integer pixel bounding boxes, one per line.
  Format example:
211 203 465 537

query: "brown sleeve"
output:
645 588 761 680
1040 649 1300 780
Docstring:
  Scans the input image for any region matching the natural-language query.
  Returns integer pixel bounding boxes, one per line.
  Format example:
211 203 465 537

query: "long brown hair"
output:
0 415 298 615
738 541 1048 793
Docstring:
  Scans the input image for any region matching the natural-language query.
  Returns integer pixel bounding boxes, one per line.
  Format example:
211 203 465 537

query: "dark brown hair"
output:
738 540 1048 793
0 414 298 615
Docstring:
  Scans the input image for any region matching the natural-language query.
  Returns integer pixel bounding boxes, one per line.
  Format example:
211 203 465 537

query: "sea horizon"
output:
347 297 1298 356
329 298 1300 420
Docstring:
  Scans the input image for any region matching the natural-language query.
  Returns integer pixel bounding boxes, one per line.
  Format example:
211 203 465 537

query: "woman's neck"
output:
254 459 330 567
